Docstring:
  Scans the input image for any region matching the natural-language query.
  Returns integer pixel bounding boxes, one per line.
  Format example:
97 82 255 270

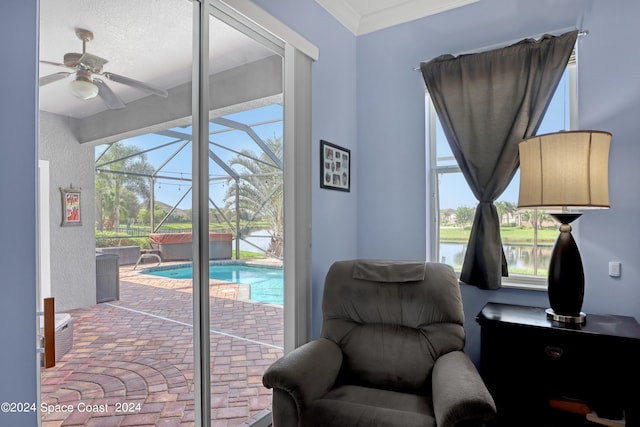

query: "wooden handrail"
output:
43 297 55 368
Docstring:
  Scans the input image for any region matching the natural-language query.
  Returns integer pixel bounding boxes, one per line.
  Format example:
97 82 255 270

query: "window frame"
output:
426 52 578 290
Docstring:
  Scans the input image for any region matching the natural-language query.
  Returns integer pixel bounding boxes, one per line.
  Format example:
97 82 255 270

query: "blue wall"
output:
576 0 640 319
354 0 640 363
259 0 640 363
0 1 39 426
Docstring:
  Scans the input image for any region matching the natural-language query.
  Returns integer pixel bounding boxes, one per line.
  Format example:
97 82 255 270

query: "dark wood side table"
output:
476 302 640 427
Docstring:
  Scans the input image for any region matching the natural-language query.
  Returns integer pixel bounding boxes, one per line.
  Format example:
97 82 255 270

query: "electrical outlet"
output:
608 261 621 277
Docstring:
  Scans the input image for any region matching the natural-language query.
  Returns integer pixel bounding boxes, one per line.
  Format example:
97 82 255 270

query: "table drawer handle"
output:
545 346 564 358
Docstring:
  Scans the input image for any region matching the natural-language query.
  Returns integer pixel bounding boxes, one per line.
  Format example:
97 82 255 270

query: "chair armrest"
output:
432 350 496 427
263 338 343 411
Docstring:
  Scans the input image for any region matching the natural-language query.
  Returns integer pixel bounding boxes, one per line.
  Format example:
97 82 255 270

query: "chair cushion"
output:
301 385 436 427
321 260 465 393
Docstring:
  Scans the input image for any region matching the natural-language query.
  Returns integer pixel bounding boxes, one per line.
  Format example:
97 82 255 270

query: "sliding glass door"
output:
202 4 285 424
39 1 311 425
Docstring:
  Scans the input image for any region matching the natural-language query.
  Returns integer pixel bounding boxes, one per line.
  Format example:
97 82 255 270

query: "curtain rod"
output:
413 30 588 71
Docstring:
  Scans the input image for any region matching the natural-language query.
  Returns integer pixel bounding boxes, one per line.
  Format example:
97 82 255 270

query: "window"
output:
427 53 577 287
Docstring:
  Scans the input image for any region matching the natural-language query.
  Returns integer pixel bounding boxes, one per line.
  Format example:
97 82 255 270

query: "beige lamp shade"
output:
518 130 611 209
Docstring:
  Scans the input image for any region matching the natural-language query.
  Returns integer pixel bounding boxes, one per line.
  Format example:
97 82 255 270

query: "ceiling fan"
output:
39 28 168 109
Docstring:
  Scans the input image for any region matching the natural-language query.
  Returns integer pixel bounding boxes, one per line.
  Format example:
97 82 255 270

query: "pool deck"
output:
40 260 283 426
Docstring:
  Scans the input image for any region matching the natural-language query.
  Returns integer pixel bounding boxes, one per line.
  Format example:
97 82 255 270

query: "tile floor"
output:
40 261 283 426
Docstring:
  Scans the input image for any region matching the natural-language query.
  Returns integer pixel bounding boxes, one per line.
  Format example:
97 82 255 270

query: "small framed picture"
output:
61 187 82 226
320 140 350 192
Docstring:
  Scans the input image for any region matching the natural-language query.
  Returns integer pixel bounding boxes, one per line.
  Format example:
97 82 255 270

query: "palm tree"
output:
223 135 283 256
95 142 154 231
521 210 535 228
536 209 552 229
495 201 507 225
503 201 517 224
495 201 517 225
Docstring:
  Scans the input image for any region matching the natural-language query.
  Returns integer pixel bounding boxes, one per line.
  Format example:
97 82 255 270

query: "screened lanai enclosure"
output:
94 104 284 260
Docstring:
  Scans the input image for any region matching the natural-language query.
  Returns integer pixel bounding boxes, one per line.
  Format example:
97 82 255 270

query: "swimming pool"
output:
145 263 283 305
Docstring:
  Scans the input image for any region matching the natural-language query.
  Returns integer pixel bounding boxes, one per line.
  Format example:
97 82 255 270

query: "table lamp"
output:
518 130 611 324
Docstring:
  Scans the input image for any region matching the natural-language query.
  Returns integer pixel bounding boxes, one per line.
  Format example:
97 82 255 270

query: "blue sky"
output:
98 104 283 211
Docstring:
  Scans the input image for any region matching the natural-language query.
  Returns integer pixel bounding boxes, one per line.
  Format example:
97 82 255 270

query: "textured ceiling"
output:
39 0 274 119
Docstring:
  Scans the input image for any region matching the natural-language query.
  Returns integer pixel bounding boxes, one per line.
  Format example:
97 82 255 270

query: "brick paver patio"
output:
40 261 283 426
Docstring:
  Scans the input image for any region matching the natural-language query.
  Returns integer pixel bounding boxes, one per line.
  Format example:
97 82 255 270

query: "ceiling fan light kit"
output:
69 70 99 100
40 28 168 109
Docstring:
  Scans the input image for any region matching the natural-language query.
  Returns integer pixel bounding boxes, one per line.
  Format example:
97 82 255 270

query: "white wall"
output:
39 112 96 311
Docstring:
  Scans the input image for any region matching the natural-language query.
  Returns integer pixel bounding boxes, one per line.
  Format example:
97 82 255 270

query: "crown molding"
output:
316 0 479 36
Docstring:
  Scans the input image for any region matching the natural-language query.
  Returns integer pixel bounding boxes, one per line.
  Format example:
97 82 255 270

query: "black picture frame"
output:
320 140 350 192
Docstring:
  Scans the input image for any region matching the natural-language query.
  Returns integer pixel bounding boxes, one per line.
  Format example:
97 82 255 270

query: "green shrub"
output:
95 231 150 249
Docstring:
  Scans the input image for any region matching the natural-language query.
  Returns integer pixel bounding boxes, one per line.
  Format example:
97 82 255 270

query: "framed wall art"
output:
320 140 350 192
60 187 82 226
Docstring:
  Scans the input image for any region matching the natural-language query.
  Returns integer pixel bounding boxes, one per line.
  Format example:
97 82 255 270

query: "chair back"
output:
321 259 465 393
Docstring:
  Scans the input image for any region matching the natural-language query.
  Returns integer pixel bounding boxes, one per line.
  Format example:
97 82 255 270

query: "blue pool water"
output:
146 264 283 305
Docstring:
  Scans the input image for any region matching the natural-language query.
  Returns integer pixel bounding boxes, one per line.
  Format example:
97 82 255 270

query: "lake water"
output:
233 230 272 253
439 242 552 274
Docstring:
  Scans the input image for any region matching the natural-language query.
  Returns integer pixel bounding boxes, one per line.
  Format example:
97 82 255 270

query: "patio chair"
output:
263 259 496 427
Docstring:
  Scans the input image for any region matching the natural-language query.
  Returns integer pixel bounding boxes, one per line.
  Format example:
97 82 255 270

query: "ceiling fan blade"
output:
94 79 126 110
39 72 72 86
103 72 168 98
40 59 67 68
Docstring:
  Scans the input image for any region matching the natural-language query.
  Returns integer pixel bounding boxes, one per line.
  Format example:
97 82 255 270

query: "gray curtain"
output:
420 30 577 290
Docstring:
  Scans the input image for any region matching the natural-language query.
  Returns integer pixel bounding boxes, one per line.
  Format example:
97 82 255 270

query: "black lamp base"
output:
546 308 586 324
547 213 586 324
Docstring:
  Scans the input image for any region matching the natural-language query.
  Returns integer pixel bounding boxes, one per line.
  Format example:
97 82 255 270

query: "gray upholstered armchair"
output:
263 259 496 427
